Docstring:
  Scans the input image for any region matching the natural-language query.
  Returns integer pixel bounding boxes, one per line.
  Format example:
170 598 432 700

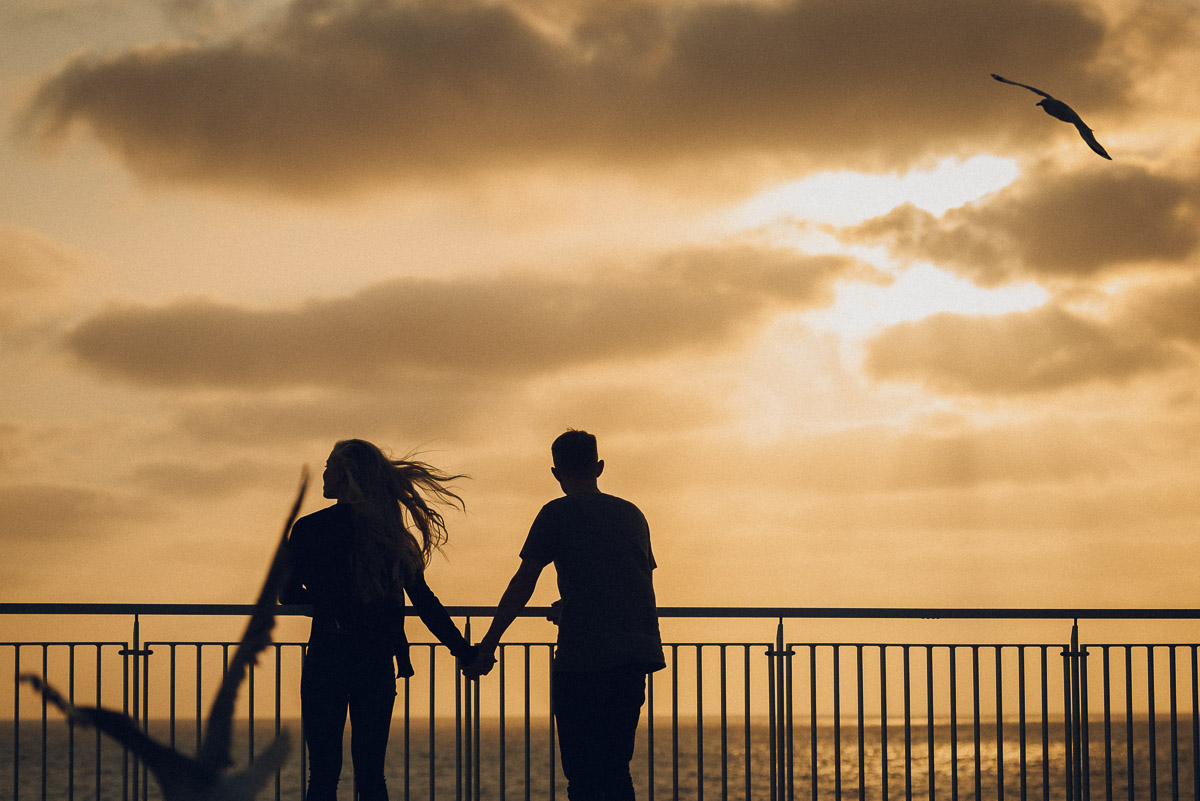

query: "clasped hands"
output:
460 600 561 681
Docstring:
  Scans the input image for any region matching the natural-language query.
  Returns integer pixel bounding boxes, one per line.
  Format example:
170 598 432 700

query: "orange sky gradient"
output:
3 0 1200 627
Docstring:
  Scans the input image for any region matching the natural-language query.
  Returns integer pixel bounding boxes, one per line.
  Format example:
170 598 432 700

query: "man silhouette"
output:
465 430 665 801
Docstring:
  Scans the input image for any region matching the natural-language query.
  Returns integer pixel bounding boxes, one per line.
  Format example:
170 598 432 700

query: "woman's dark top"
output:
282 503 472 677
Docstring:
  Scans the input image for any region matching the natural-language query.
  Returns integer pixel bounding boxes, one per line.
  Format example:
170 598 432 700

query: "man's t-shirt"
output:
520 492 665 673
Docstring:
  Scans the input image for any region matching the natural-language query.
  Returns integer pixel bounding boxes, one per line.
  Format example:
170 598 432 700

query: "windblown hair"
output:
329 439 465 604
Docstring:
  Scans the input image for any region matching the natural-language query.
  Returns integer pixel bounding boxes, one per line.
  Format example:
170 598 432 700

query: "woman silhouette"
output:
282 439 475 801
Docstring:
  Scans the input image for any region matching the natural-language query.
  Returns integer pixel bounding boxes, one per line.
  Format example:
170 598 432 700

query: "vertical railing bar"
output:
455 640 463 801
996 646 1005 801
142 638 151 801
1192 646 1199 801
274 644 282 801
69 643 76 801
195 645 203 755
809 645 817 801
499 645 506 801
927 646 936 801
903 645 913 801
951 646 960 801
769 638 777 801
548 645 557 801
649 660 656 801
834 645 843 801
169 645 177 752
1149 646 1158 801
1103 646 1112 801
1081 636 1091 801
1062 636 1074 801
474 637 482 801
880 644 889 801
697 645 705 801
1170 646 1179 801
96 645 103 801
41 644 47 801
123 632 129 801
672 643 680 801
787 639 796 801
745 645 752 801
1040 646 1049 801
12 644 18 801
429 645 437 801
1126 646 1134 801
453 642 463 801
720 645 728 801
300 645 307 801
1018 646 1027 801
857 645 865 801
524 644 531 801
403 672 410 801
973 645 981 801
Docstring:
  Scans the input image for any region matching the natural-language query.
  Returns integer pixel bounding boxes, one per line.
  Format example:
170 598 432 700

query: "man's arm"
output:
464 558 545 678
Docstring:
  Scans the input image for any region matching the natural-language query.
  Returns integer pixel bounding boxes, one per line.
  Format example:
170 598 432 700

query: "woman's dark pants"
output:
301 635 397 801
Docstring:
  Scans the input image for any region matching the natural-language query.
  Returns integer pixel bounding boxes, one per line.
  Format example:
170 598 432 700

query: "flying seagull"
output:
992 73 1112 160
21 469 308 801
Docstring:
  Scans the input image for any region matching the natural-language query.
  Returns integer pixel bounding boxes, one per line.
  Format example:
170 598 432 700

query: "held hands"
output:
461 646 497 681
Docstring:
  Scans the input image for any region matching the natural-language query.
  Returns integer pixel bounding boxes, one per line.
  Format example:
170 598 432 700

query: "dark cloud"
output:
1123 274 1200 346
125 457 279 498
840 163 1200 285
862 305 1180 395
0 484 150 546
175 381 497 444
19 0 1137 194
65 246 866 389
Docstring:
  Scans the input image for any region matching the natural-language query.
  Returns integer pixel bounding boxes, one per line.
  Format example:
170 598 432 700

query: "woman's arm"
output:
405 570 473 659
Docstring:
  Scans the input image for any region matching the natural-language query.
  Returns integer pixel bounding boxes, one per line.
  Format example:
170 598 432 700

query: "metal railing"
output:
3 604 1200 800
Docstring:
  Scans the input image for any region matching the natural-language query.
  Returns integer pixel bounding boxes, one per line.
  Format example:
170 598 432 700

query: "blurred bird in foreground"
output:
992 73 1112 160
21 469 308 801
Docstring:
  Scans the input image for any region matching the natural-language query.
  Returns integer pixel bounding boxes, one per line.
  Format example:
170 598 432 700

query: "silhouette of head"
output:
325 439 465 583
325 438 393 504
551 429 603 485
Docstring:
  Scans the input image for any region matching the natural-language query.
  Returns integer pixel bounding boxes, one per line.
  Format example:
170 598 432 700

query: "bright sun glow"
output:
727 155 1020 229
810 263 1048 338
722 155 1039 335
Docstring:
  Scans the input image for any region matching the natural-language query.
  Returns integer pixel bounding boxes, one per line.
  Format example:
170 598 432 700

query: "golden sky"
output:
2 0 1200 616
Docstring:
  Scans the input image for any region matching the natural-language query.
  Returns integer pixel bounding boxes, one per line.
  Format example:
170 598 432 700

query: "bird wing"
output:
197 468 308 770
991 73 1053 99
1074 121 1112 160
20 673 205 790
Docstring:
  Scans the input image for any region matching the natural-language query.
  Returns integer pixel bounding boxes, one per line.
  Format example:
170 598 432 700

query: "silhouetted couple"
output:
283 431 664 801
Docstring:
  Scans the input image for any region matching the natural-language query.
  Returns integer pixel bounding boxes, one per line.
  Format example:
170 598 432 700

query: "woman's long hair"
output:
329 439 465 603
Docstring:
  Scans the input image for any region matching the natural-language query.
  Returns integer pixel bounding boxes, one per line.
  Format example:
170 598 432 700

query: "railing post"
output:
1062 619 1090 801
767 617 794 801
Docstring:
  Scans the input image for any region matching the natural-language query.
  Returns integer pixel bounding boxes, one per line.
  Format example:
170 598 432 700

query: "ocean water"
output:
3 717 1197 800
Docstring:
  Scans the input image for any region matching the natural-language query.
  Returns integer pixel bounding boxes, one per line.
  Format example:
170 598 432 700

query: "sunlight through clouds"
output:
810 264 1050 338
725 156 1020 230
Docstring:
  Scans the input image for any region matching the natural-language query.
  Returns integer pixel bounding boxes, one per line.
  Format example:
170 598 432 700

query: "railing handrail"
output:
2 602 1200 620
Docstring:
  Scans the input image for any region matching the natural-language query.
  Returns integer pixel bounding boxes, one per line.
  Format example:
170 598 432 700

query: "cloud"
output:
0 225 83 331
862 304 1180 395
64 246 866 389
125 457 280 498
18 0 1139 194
0 484 150 547
840 163 1200 286
1123 274 1200 346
